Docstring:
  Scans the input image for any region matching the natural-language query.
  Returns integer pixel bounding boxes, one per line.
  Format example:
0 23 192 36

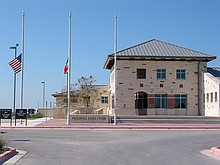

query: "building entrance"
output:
135 92 148 115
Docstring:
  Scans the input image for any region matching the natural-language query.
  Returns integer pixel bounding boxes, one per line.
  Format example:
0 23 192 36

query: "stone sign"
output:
70 114 109 123
0 109 12 119
16 109 27 119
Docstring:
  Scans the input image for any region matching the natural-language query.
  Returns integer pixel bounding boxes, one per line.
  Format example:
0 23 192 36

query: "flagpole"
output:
67 12 72 125
9 44 19 117
113 13 117 125
20 11 25 124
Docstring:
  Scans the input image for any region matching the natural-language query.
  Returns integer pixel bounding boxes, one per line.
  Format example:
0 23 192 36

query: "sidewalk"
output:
0 117 49 127
1 117 220 129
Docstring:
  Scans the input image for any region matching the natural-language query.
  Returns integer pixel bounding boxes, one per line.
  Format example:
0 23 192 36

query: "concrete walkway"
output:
0 117 50 127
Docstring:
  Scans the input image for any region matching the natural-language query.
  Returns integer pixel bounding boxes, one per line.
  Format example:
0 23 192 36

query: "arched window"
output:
135 92 148 109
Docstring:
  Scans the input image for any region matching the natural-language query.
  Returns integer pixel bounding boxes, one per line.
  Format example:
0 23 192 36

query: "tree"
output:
61 84 76 93
59 76 98 114
76 76 97 113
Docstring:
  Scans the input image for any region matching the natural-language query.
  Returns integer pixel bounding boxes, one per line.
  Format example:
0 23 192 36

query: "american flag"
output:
8 53 22 73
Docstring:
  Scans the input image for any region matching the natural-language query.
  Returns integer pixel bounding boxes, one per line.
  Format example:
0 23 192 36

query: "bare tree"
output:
61 84 77 93
76 76 97 113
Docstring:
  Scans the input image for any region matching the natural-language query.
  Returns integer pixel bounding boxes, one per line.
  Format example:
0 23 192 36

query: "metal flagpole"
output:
20 11 25 125
113 13 117 125
67 12 72 125
9 44 19 123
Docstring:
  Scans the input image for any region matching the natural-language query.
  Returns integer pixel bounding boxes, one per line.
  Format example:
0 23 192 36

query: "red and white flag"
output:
64 59 68 74
8 53 22 74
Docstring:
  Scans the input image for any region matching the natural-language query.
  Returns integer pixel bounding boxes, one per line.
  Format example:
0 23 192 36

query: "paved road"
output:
2 129 220 165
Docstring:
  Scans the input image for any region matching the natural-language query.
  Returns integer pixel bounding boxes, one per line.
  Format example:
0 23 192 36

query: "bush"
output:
28 112 44 119
0 137 6 153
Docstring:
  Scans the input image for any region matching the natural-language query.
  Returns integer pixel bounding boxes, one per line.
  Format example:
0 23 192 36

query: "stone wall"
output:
204 73 220 116
53 86 110 118
109 60 207 116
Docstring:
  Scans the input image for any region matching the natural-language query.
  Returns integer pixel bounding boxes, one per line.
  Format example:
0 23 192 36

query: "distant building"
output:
104 39 216 116
52 85 110 118
204 67 220 116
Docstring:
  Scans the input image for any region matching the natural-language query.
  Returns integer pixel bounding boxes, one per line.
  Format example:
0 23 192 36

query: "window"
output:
175 94 187 108
155 94 167 108
211 93 213 102
206 93 209 102
137 69 146 79
215 92 218 102
176 69 186 79
101 96 108 104
157 69 166 79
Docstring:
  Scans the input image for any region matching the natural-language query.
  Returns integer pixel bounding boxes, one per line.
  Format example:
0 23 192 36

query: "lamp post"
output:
9 44 19 119
41 82 47 121
41 81 45 109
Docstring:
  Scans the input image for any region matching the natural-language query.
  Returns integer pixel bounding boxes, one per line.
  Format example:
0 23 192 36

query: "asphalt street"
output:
1 129 220 165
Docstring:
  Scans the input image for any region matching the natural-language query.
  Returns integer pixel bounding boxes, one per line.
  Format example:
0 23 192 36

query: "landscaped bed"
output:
0 136 17 164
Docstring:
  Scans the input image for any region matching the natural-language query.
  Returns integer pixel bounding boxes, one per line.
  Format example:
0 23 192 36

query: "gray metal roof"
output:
104 39 216 69
207 67 220 77
114 39 215 58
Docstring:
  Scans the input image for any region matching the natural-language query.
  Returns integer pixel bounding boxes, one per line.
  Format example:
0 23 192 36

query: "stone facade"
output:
52 85 110 118
204 72 220 116
108 60 207 116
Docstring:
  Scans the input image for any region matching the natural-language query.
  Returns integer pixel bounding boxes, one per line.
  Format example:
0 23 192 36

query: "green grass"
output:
28 113 44 119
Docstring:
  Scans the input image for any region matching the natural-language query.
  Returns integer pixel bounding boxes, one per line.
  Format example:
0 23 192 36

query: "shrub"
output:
0 137 6 153
28 112 44 119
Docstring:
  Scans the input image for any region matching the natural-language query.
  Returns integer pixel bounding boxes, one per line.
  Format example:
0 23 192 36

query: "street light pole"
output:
41 81 45 109
9 44 19 120
41 81 47 121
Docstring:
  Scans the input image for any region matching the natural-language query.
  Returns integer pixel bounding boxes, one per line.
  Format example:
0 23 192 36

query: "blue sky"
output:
0 0 219 109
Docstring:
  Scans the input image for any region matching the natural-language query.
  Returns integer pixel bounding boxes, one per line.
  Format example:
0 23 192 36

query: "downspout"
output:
197 61 201 116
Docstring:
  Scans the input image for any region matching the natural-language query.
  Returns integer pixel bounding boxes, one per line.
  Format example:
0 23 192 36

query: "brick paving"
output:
1 117 220 129
33 118 220 130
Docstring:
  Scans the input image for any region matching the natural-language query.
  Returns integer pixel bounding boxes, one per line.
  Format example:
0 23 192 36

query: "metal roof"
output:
114 39 215 57
207 67 220 77
104 39 216 69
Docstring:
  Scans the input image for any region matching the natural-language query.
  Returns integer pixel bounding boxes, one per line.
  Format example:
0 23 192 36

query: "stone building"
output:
104 39 216 116
52 85 110 118
204 67 220 116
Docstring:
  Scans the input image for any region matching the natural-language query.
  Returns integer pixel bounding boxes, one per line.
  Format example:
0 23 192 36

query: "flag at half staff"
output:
8 53 22 73
64 59 68 74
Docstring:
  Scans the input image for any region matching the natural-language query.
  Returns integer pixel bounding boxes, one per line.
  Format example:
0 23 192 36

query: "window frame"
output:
211 92 213 102
176 69 186 80
206 93 209 102
157 69 166 79
101 96 108 104
155 94 167 108
215 92 218 102
175 94 187 109
137 69 146 79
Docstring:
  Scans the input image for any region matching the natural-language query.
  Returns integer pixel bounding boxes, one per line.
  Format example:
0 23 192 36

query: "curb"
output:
200 150 220 161
1 125 220 130
0 148 17 164
211 146 220 156
3 150 27 165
